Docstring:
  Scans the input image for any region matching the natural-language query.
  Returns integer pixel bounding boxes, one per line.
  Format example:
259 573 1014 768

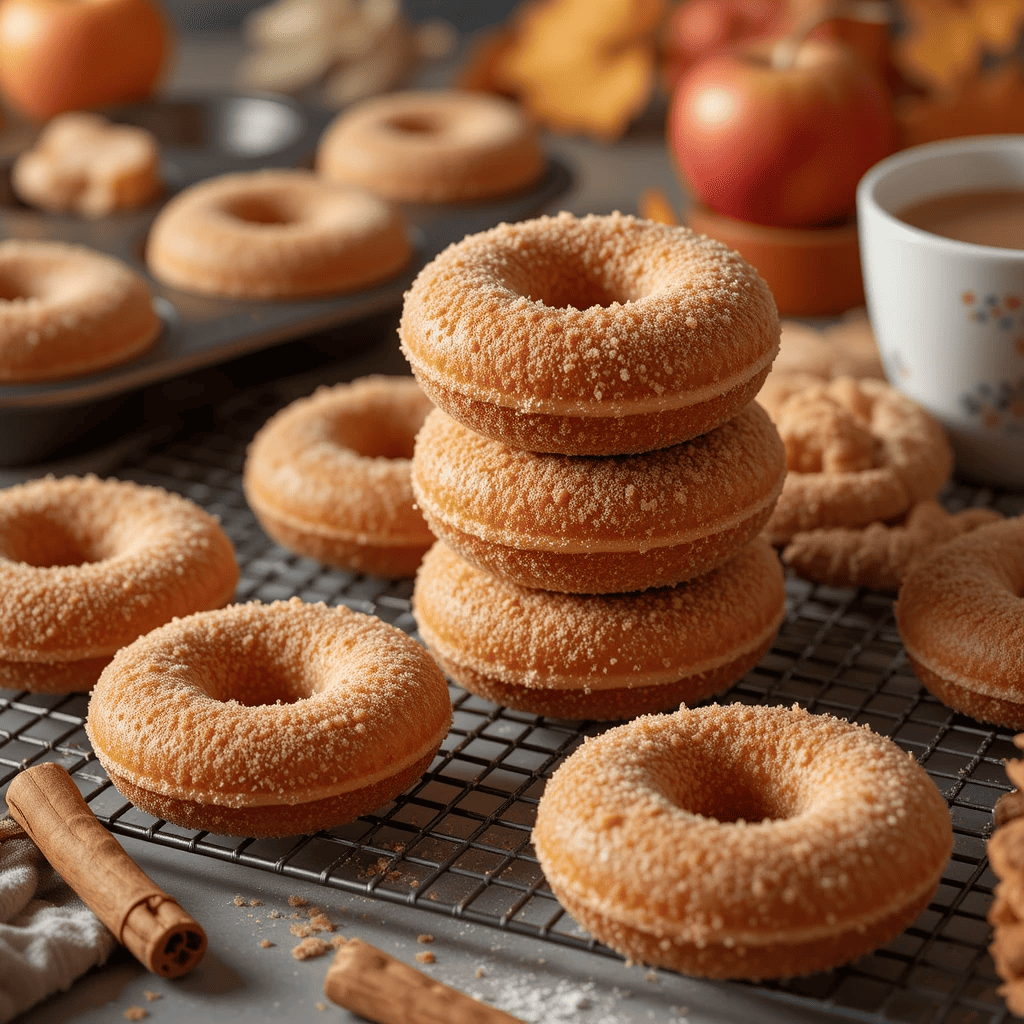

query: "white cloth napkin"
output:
0 833 116 1023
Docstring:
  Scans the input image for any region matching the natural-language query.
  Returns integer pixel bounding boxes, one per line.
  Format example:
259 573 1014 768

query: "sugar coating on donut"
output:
0 239 161 383
411 402 785 593
146 169 412 299
782 500 1003 592
400 212 779 452
85 599 452 813
12 112 162 218
765 377 952 544
243 375 434 576
896 515 1024 719
413 538 785 719
317 89 545 203
533 703 952 979
0 475 239 663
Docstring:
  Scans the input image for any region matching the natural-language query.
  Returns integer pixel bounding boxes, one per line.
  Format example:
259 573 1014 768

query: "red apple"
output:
661 0 787 90
668 37 896 228
0 0 170 120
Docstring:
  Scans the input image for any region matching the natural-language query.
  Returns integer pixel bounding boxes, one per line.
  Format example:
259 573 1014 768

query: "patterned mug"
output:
858 136 1024 489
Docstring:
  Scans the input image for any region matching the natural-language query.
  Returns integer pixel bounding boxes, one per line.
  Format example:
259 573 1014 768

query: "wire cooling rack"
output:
1 359 1023 1024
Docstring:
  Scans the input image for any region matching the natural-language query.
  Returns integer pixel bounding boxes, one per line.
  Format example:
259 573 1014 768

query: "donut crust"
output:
533 704 952 979
0 240 160 383
85 599 452 837
243 376 435 577
0 475 238 692
400 212 780 455
146 169 411 299
411 403 785 594
412 538 785 720
896 516 1024 727
317 89 545 203
765 377 952 544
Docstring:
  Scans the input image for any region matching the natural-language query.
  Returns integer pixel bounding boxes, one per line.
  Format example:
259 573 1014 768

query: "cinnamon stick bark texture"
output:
324 938 525 1024
5 762 207 979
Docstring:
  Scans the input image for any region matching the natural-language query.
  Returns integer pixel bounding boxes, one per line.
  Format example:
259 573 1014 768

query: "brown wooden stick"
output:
5 762 207 979
324 937 525 1024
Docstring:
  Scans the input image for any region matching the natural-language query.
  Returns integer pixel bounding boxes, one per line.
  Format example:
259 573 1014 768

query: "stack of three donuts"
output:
402 212 789 720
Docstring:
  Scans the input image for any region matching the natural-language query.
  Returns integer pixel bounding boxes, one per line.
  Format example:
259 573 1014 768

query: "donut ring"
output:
243 376 435 577
400 212 780 455
412 538 785 720
896 516 1024 727
0 475 239 692
146 169 411 299
533 703 952 979
765 377 953 545
316 89 545 204
411 403 785 594
0 240 160 383
85 599 452 838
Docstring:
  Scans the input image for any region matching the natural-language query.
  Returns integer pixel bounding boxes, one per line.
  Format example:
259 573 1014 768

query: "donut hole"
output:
386 113 446 136
323 400 429 460
221 193 303 226
200 649 316 707
0 510 116 566
501 247 647 310
0 270 34 302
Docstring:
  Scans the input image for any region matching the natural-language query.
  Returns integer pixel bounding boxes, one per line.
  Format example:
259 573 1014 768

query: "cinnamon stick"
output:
5 762 206 979
324 938 525 1024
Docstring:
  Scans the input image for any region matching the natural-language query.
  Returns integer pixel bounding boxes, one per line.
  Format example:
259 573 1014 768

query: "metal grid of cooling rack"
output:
1 370 1023 1024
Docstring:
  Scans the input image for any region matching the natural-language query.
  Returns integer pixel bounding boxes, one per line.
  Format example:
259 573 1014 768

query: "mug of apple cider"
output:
857 135 1024 489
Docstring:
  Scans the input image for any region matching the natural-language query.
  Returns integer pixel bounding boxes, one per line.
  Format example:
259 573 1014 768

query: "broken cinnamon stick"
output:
5 762 206 979
324 937 524 1024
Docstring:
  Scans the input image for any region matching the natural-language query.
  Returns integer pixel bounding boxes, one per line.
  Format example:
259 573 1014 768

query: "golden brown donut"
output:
316 89 544 203
85 599 452 838
765 377 953 545
243 376 434 577
0 240 160 383
412 538 785 720
400 212 780 455
781 500 1003 592
896 516 1024 728
533 703 952 979
12 112 162 218
0 475 239 692
145 169 411 299
411 403 785 594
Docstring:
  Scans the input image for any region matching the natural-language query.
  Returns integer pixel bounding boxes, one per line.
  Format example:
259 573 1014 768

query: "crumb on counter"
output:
124 1009 148 1022
475 966 487 978
290 923 314 938
260 939 274 949
415 951 436 964
292 937 331 960
268 909 283 919
288 895 308 907
233 895 246 907
330 935 347 949
417 933 434 944
309 911 335 932
316 1002 327 1012
249 898 263 907
143 991 161 1002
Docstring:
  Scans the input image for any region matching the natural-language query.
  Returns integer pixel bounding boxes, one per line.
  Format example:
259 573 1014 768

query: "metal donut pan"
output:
0 93 573 466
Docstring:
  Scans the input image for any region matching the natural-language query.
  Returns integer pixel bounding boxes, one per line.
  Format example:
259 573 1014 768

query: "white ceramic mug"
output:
857 135 1024 489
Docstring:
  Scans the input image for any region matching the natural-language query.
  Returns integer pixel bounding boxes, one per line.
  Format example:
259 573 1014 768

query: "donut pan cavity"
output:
0 94 572 466
0 363 1021 1024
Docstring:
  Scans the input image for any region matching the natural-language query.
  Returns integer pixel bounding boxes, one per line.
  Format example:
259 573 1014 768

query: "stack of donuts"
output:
403 210 789 720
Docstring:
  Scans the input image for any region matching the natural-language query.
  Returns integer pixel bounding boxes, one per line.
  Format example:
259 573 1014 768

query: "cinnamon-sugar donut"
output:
400 212 780 455
85 598 452 838
896 516 1024 728
412 538 784 720
145 169 411 299
765 377 952 545
0 240 161 383
0 475 238 693
533 703 952 979
12 112 162 218
243 376 434 577
411 403 785 594
316 89 544 203
781 500 1002 592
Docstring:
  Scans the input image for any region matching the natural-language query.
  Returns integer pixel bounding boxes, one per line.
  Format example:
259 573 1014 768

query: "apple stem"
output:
770 0 889 70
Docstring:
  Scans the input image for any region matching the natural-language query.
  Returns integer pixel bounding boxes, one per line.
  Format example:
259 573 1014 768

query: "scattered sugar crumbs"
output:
417 933 434 944
123 1009 148 1022
288 895 308 907
259 939 274 948
415 951 436 964
292 937 330 960
475 966 487 978
143 991 161 1002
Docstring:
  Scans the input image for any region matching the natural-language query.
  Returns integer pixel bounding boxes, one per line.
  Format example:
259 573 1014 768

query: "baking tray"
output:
1 361 1022 1024
0 93 572 465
